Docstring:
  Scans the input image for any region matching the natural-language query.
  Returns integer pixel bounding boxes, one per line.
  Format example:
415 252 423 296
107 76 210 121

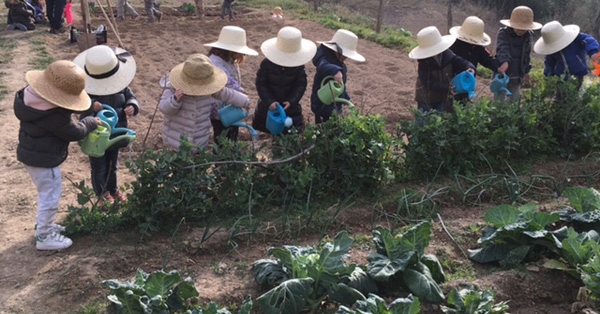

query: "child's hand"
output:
94 117 102 126
282 101 291 110
124 105 134 117
174 89 184 102
333 71 343 83
498 62 509 74
93 101 103 112
269 102 278 111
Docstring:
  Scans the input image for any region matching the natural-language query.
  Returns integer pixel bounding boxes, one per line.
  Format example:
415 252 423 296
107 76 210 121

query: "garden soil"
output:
0 0 592 313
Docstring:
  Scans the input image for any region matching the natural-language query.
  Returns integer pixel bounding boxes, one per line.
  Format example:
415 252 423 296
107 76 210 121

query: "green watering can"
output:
317 76 355 107
79 121 136 157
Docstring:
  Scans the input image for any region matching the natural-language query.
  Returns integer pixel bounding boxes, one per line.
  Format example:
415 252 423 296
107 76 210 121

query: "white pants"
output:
25 165 61 237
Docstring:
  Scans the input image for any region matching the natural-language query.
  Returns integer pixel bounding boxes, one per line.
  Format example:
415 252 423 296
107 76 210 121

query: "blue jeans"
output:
90 149 119 196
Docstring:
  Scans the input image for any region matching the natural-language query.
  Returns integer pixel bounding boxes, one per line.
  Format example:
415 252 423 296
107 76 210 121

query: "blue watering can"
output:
451 71 477 100
490 73 512 97
266 103 293 135
218 104 258 137
97 104 137 135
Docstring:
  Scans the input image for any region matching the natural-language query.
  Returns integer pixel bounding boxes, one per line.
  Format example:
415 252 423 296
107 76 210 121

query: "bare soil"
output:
0 0 591 313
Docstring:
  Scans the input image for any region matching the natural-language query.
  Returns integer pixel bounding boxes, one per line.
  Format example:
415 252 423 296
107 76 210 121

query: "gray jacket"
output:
495 27 533 83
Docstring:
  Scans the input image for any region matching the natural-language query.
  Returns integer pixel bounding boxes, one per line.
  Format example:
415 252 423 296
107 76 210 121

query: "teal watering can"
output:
79 121 136 157
266 103 293 135
97 104 137 135
452 71 477 100
490 73 512 97
218 104 258 136
317 76 355 107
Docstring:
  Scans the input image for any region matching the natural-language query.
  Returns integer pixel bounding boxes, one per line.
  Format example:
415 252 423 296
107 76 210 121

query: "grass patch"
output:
0 38 16 103
29 35 54 70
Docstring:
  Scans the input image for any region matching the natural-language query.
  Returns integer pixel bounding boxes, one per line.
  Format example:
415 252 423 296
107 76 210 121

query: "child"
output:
408 26 475 113
252 26 316 134
449 16 500 102
159 54 251 150
73 45 139 204
5 0 36 30
46 0 67 33
29 0 46 23
63 0 71 25
495 6 542 102
533 20 600 97
310 29 365 123
14 60 101 250
144 0 162 23
271 6 282 19
219 0 233 21
205 26 257 146
116 0 139 20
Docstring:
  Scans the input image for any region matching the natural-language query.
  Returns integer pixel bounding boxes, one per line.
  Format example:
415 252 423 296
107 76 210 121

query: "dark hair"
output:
207 47 246 65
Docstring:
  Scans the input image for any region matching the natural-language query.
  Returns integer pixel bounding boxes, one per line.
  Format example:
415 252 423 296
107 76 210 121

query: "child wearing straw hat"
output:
533 20 600 95
311 29 365 123
409 26 475 113
14 60 102 250
73 45 139 205
449 16 500 102
205 26 258 146
159 54 251 150
252 26 316 134
495 6 542 102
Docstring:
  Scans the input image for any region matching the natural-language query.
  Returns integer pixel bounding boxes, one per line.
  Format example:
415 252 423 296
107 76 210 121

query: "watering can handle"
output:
321 75 335 87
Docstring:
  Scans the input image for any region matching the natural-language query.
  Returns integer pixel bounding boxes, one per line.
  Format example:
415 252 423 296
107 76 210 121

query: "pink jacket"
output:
63 2 72 25
158 75 250 150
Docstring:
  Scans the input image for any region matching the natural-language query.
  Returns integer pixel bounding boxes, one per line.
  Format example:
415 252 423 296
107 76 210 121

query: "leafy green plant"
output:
468 203 567 268
102 269 199 313
580 253 600 300
337 293 421 314
188 296 253 314
556 187 600 232
558 228 600 274
366 222 446 303
440 287 509 314
252 231 378 314
180 2 196 13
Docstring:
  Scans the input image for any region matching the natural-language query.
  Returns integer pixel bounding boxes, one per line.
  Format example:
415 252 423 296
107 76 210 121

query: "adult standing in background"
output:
495 6 542 102
46 0 66 33
115 0 139 21
220 0 234 21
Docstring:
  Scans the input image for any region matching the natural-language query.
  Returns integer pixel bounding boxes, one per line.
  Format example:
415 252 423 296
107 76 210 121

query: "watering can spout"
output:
231 122 258 137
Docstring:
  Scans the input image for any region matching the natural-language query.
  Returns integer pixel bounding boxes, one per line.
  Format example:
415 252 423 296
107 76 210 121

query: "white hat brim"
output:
320 42 365 62
408 35 456 60
261 37 317 67
534 24 580 55
204 41 259 56
500 19 542 30
449 26 491 46
73 46 137 96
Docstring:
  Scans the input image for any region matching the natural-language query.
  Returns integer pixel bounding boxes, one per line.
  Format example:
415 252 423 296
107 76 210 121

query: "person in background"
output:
45 0 66 33
408 26 475 113
115 0 139 21
252 26 316 134
143 0 162 23
5 0 36 30
219 0 233 21
534 20 600 100
159 54 251 150
449 16 500 103
14 60 101 250
29 0 46 23
310 29 365 123
74 45 139 204
495 6 542 102
63 0 71 25
205 26 258 146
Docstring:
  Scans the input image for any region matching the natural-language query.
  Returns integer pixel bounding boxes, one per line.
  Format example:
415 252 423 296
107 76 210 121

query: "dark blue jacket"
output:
544 33 600 79
450 39 499 72
310 44 349 121
495 27 533 83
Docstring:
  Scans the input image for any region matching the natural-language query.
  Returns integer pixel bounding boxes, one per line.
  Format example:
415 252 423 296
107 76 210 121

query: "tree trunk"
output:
376 0 384 33
447 1 452 33
314 0 318 12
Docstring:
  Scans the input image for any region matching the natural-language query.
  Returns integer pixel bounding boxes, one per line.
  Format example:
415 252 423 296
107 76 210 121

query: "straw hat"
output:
261 27 317 67
319 29 365 62
450 16 491 46
25 60 91 111
169 54 228 96
500 6 542 30
409 26 456 60
204 26 259 56
73 45 137 96
534 21 580 55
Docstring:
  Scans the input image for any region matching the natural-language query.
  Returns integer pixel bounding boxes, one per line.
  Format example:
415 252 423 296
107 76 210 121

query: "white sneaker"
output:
36 232 73 251
34 223 66 237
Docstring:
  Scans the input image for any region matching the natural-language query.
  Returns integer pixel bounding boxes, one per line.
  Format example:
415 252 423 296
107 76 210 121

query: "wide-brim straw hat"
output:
500 6 542 30
319 29 365 62
261 26 317 67
25 60 91 111
73 45 137 96
204 26 259 56
450 16 491 46
409 26 456 59
534 21 580 55
169 54 228 96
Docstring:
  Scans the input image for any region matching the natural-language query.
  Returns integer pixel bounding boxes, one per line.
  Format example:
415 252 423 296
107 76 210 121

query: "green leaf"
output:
403 264 444 304
563 187 600 212
484 205 519 228
421 254 446 283
373 222 431 260
346 267 379 296
252 259 289 289
328 282 366 306
144 270 181 299
318 231 355 275
367 251 416 281
257 278 314 314
468 243 519 264
340 293 421 314
166 278 199 311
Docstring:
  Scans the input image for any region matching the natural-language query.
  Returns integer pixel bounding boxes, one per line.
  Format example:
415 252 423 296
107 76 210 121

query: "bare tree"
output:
376 0 384 33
